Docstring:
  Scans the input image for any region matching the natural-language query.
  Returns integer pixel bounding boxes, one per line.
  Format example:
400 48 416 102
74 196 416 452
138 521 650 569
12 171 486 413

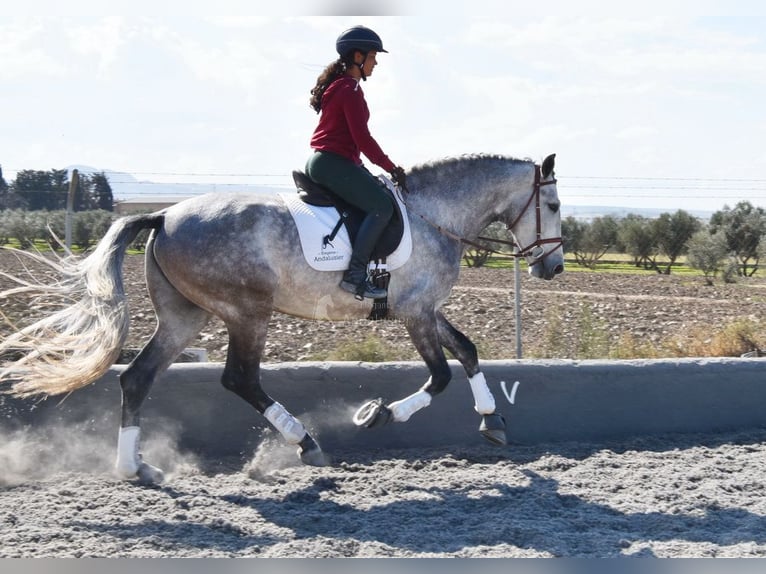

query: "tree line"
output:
0 209 115 250
464 201 765 283
0 166 114 212
0 166 126 251
564 201 766 282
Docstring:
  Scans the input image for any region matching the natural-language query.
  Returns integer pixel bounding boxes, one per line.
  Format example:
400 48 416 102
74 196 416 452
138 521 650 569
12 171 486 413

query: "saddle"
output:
291 171 405 261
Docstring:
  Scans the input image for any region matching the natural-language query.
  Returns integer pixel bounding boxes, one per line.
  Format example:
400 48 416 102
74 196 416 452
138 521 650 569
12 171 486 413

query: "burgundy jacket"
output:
310 76 396 173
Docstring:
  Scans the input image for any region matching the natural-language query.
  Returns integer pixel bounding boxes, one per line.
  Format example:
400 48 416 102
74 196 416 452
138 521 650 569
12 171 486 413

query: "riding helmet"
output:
335 25 388 57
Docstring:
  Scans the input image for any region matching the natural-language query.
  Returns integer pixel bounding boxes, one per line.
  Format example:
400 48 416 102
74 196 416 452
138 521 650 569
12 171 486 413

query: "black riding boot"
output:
340 213 389 300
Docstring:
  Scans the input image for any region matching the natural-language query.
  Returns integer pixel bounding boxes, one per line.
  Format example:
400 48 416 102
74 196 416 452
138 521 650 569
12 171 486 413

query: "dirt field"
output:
2 251 766 558
2 250 765 363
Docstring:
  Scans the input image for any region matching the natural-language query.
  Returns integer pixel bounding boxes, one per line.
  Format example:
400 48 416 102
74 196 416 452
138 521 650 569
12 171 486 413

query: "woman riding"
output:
306 25 407 300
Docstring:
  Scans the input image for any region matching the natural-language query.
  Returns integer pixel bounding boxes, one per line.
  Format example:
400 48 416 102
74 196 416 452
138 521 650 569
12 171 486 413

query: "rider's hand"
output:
390 166 408 193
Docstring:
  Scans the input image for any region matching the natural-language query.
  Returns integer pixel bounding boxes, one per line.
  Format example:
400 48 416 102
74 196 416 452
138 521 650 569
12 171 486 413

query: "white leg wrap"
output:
389 389 432 422
469 372 496 415
264 402 306 444
116 426 141 478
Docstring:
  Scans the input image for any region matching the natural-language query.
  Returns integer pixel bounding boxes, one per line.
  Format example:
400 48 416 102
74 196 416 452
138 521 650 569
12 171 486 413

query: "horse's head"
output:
506 154 564 280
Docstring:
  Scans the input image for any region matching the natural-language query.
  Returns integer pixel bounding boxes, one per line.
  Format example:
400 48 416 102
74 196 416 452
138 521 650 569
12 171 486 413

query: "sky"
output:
3 0 766 213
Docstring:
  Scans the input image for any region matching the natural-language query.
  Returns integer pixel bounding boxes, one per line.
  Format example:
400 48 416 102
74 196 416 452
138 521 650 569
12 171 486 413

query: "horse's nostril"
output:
554 264 564 275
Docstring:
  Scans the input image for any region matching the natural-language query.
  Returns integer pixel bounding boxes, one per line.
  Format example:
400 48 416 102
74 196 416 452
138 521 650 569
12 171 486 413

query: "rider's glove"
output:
390 166 408 193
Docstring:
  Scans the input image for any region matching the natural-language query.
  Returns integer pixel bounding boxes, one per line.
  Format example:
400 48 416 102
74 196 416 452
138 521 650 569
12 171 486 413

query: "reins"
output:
400 163 563 265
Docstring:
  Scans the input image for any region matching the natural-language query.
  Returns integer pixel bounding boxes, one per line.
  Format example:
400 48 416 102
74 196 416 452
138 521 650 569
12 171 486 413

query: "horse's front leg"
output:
353 309 506 444
353 311 444 428
435 311 506 445
354 309 505 445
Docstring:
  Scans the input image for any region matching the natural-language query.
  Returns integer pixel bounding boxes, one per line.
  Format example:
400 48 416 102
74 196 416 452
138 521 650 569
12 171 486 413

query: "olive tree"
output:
686 228 729 285
562 215 618 269
652 210 700 274
709 201 766 277
73 210 114 250
617 214 657 270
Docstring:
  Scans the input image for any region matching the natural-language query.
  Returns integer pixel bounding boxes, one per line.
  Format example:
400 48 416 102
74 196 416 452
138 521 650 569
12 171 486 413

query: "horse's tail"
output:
0 213 164 398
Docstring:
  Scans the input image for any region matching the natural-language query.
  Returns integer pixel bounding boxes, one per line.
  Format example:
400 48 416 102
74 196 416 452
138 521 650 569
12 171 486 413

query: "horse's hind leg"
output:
116 252 210 483
221 317 329 467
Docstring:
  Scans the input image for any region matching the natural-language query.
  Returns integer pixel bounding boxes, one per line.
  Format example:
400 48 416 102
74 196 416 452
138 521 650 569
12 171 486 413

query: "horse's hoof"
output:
352 398 393 428
300 447 332 467
298 435 332 467
136 461 165 485
479 413 507 446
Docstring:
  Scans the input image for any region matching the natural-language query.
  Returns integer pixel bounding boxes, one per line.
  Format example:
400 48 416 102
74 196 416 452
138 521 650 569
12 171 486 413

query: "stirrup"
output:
340 278 387 300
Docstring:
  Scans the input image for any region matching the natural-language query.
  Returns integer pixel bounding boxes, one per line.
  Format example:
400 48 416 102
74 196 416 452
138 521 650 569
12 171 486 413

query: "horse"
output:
0 153 564 484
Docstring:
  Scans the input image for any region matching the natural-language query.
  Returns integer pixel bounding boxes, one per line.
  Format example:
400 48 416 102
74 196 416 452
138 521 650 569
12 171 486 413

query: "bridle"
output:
490 163 563 264
402 163 563 266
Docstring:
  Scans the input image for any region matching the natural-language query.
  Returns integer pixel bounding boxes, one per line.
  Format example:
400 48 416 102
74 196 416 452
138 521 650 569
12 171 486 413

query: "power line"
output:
7 167 766 183
563 185 766 192
565 194 766 200
4 169 290 179
564 175 766 183
104 181 294 186
6 168 765 202
112 172 289 178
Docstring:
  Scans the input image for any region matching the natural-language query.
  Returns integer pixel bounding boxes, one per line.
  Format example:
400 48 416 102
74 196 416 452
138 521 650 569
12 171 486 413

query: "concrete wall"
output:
1 358 764 458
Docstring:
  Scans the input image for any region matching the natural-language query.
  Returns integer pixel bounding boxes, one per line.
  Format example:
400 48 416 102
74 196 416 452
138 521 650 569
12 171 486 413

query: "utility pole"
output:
65 169 79 250
514 254 522 359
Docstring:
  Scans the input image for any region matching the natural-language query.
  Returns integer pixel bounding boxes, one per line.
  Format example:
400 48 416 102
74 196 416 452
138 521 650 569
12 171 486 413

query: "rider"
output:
306 25 407 300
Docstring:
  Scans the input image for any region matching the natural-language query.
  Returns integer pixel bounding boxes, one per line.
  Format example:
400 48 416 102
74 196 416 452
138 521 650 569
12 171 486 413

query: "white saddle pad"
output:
279 176 412 272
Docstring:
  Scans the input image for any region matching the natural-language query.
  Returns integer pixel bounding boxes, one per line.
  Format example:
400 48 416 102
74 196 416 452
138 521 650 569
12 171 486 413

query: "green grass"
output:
479 255 704 276
2 239 58 250
2 239 146 256
563 261 701 276
311 335 409 362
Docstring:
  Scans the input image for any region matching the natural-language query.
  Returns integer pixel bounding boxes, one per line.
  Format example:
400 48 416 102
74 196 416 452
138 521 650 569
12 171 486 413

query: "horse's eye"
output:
548 201 560 214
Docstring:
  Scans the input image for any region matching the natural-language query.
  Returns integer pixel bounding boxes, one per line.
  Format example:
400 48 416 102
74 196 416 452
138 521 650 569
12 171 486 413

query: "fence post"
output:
514 254 522 358
65 169 78 250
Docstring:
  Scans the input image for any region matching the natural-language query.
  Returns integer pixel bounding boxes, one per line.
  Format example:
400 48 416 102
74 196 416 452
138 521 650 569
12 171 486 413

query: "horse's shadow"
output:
215 471 766 557
74 515 281 555
76 463 766 557
274 425 766 469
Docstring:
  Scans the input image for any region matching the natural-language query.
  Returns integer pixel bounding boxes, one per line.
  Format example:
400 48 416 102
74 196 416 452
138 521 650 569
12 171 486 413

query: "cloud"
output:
460 11 766 87
0 19 67 80
616 126 660 140
66 15 130 73
296 0 407 15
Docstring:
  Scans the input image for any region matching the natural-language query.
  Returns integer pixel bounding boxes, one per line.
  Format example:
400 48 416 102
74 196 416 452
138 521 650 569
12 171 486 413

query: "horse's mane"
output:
409 153 532 175
407 154 533 193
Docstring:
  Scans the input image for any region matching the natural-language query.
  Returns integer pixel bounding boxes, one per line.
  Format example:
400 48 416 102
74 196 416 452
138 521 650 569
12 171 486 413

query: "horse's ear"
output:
542 154 556 179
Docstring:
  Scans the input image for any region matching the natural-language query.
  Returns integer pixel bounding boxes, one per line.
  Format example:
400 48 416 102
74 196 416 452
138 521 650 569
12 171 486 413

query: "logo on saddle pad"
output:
279 175 412 272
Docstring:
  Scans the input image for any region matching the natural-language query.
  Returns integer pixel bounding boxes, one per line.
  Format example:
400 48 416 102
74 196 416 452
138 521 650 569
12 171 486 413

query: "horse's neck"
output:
412 174 520 240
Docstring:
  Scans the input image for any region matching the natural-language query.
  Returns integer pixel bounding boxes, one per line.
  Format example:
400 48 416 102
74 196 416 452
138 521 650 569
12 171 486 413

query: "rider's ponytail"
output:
309 58 348 113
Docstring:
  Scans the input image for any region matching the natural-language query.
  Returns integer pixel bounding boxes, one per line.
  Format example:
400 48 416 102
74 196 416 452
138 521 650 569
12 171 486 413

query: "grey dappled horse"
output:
0 154 563 483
